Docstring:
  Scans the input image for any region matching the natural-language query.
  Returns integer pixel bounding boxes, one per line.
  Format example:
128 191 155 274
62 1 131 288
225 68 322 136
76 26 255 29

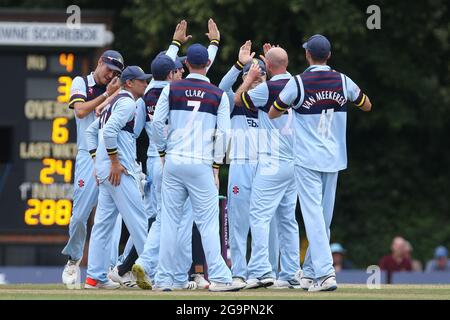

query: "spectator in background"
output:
425 246 450 272
404 240 423 272
379 236 412 283
330 243 354 272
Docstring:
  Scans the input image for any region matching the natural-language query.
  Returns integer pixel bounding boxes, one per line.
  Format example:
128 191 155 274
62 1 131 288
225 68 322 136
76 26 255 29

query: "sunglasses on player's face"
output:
102 56 124 72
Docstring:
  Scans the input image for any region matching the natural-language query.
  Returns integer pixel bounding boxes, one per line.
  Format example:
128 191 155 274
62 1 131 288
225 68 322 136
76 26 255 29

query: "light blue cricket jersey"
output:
85 90 138 181
69 73 106 152
243 73 293 162
219 65 259 163
275 65 361 172
152 73 231 164
135 81 169 158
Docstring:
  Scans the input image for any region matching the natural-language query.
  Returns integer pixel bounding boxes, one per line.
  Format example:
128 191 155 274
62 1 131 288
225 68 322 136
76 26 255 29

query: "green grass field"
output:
0 284 449 300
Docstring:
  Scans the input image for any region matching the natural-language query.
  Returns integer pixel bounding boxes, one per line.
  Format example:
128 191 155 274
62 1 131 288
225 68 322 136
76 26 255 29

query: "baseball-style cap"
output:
120 66 152 82
243 58 267 75
302 34 331 60
434 246 448 258
186 43 209 65
151 55 176 79
101 50 125 72
330 243 345 254
176 56 186 69
156 51 185 70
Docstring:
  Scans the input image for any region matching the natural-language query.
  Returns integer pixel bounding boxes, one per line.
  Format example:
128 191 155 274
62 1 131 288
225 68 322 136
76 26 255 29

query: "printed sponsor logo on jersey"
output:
78 179 85 188
232 185 239 195
88 87 93 95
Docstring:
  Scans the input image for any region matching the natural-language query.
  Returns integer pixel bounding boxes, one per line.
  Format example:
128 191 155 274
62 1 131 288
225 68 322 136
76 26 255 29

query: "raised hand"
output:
205 18 220 41
246 62 262 82
172 19 192 44
238 40 255 65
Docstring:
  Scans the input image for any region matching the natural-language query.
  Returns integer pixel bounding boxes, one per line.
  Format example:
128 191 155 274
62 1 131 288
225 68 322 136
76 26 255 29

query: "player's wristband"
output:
212 162 221 169
107 148 118 155
89 149 96 159
234 60 245 70
210 39 220 47
102 92 109 99
171 39 182 48
159 150 166 157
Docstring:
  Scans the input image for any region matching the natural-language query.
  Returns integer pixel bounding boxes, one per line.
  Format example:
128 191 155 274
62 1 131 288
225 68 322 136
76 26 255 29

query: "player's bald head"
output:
266 47 289 70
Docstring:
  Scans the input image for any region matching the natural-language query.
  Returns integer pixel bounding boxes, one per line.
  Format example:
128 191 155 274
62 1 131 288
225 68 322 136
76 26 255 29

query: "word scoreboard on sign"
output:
0 50 90 234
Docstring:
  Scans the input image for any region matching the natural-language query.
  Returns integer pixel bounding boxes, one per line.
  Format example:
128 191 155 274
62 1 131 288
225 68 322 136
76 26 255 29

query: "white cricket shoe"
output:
209 280 246 292
62 259 81 285
173 281 197 290
131 264 152 290
268 279 302 289
232 277 247 287
308 274 338 292
244 276 274 289
191 273 210 289
84 277 121 289
108 266 139 289
295 270 314 290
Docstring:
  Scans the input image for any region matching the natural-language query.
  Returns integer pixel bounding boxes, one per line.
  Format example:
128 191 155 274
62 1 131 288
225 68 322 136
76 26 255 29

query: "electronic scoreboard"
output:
0 50 91 234
0 15 113 254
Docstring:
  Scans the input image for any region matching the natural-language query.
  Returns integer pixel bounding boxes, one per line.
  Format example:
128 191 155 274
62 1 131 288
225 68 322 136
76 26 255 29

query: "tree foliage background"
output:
2 0 449 267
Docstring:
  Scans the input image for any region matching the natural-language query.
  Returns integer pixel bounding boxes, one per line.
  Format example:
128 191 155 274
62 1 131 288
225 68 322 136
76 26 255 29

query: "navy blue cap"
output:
186 43 209 65
120 66 152 82
302 34 331 60
151 55 176 79
176 56 186 69
101 50 125 72
243 58 267 75
156 51 185 70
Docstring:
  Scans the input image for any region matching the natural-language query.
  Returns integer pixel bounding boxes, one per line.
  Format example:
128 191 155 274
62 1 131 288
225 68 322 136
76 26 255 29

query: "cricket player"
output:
152 43 245 292
268 34 372 291
110 20 221 290
218 41 279 285
61 50 124 285
83 66 151 289
234 45 301 289
131 54 196 290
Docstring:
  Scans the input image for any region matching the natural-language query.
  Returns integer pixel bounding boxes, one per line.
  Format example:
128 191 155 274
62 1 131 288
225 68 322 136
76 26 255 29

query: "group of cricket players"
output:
61 19 372 292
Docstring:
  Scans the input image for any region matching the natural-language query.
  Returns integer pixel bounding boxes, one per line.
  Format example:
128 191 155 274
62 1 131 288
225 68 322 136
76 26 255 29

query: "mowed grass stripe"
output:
0 284 449 300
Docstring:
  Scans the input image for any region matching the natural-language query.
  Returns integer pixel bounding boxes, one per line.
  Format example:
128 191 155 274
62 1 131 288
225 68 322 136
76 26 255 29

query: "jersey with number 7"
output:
152 74 230 164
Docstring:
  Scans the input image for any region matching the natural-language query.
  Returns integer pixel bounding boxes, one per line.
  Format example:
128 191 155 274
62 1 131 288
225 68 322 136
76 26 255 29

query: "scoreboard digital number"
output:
0 50 90 234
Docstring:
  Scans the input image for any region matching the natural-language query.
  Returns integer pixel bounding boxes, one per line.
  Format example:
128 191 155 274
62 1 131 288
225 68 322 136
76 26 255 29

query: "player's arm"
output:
213 92 231 189
166 20 192 61
268 77 298 119
205 18 220 73
152 85 170 159
133 97 147 138
85 117 100 160
70 77 120 119
95 88 120 117
103 98 134 186
234 64 267 109
345 75 372 112
219 40 253 93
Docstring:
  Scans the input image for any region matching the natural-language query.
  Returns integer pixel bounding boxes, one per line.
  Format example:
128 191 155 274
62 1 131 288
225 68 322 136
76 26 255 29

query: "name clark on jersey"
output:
185 89 205 99
302 90 347 109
